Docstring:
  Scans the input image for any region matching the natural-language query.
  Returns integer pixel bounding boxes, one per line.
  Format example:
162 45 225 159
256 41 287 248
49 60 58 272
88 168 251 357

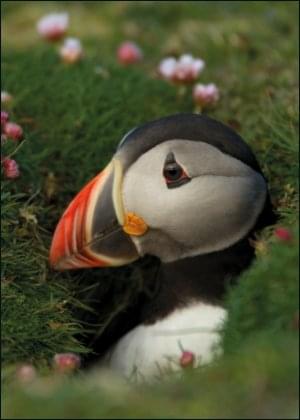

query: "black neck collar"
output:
139 236 255 324
84 233 262 364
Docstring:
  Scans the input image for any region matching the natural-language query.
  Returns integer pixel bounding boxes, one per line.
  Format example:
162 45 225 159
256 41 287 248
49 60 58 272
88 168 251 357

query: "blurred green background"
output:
1 1 299 418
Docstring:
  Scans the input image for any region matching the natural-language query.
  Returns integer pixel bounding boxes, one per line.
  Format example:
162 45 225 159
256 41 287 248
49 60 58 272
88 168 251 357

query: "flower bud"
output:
2 158 20 179
3 122 23 141
274 227 293 242
1 111 9 127
15 364 37 383
117 41 143 65
193 83 220 108
180 350 195 368
37 13 69 41
53 352 81 373
59 38 83 64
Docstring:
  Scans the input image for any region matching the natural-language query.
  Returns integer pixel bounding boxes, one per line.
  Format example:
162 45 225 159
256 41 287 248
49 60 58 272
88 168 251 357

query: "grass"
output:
1 1 299 418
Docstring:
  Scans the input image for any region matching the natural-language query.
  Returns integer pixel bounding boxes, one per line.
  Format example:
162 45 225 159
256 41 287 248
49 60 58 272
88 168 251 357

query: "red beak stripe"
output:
49 169 109 270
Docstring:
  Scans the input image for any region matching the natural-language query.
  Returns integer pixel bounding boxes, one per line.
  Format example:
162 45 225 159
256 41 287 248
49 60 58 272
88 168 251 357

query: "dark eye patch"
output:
163 152 191 189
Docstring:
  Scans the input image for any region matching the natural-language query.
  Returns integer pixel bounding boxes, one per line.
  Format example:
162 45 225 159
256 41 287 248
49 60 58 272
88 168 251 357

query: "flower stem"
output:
177 85 187 98
7 139 26 159
194 104 203 114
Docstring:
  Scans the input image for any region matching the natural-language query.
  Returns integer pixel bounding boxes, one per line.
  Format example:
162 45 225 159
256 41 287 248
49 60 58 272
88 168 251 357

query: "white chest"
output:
104 302 227 382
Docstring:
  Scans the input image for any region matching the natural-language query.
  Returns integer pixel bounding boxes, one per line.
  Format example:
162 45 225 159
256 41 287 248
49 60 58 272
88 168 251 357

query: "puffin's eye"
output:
163 162 183 181
163 153 190 189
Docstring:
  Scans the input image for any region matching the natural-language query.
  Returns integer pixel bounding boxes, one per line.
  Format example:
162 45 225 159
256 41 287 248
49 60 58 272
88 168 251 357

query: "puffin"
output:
49 113 276 381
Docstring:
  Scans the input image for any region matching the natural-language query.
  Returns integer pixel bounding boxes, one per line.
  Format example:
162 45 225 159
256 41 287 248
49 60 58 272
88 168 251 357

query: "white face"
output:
122 140 267 262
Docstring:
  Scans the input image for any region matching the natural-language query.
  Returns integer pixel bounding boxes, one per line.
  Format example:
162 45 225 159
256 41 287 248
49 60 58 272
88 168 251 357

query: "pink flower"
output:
274 227 293 242
2 158 20 179
15 364 37 383
1 111 9 127
3 122 23 141
59 38 83 63
117 41 143 65
1 91 13 105
37 12 69 41
180 350 195 368
53 353 81 373
193 83 220 109
159 54 205 84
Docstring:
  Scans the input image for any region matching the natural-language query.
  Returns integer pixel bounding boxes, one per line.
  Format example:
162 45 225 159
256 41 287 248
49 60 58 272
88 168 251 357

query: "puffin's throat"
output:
139 237 255 325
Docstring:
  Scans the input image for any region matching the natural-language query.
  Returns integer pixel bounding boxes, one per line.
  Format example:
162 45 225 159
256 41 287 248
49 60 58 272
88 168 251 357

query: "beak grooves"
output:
50 167 111 270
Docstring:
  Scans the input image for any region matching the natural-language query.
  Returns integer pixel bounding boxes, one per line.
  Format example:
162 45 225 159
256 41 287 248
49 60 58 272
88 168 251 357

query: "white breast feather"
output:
104 302 227 382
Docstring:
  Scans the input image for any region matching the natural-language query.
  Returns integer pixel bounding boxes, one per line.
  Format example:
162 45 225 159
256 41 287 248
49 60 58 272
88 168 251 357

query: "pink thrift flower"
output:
1 91 13 105
180 350 195 368
53 353 81 373
117 41 143 65
3 122 23 141
59 38 83 63
274 227 293 242
159 57 177 78
2 158 20 179
15 364 37 383
193 83 220 109
159 54 205 84
37 12 69 41
1 111 9 127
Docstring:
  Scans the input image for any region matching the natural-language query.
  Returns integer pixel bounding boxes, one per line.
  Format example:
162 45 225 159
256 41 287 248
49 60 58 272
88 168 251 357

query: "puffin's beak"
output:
49 159 142 270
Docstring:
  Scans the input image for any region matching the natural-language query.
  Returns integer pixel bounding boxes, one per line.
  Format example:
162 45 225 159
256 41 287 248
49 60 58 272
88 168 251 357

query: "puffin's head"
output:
50 113 274 270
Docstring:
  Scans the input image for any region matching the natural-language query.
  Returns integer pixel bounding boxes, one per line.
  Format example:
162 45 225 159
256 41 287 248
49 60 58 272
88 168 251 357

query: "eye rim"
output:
163 153 191 189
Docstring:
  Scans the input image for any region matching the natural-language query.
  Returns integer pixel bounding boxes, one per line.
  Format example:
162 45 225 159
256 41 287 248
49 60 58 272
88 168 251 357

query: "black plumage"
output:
118 113 261 172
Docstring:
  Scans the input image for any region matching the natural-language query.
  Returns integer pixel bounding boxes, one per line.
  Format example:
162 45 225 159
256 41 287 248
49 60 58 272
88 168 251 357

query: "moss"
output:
223 224 299 352
2 334 299 419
